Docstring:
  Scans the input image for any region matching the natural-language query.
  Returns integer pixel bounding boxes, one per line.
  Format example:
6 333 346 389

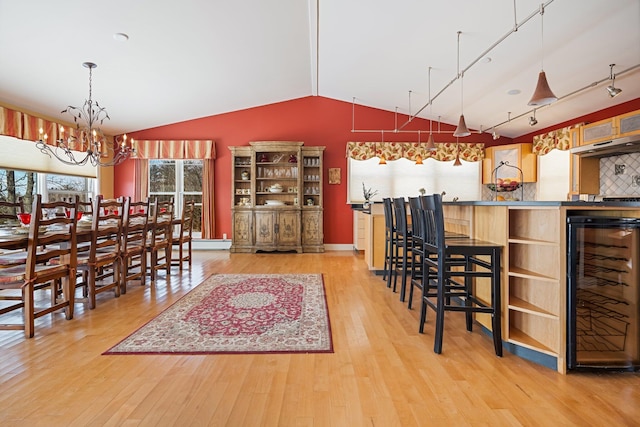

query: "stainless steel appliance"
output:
567 216 640 370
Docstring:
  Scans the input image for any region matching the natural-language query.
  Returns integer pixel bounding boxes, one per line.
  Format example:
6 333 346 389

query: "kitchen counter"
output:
444 200 640 208
357 199 640 374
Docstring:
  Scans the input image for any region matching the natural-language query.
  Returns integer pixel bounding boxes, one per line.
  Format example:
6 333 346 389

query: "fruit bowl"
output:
487 182 520 192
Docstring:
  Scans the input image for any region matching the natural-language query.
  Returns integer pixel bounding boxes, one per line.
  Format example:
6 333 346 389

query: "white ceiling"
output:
1 0 639 139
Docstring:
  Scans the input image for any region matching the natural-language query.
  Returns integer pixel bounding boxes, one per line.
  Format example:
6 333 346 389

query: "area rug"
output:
104 273 333 355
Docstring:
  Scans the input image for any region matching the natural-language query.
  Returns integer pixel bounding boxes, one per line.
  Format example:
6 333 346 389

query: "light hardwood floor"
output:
1 250 639 426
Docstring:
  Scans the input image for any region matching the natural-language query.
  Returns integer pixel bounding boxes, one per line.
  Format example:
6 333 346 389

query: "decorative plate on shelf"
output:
265 200 285 205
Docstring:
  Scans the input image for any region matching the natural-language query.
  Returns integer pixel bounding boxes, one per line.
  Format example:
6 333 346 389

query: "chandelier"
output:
36 62 135 167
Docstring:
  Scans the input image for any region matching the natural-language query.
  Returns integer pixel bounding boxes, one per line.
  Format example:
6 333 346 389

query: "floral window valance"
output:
346 141 485 162
532 124 581 155
134 139 216 159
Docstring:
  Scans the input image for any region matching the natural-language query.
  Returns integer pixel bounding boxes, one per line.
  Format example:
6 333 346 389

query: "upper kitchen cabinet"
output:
581 108 640 144
482 143 537 184
617 109 640 138
569 127 599 196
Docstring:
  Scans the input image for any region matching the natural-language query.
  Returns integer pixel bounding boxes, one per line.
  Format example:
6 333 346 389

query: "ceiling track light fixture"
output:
606 63 622 98
487 62 640 133
528 3 558 106
529 109 538 126
453 31 471 137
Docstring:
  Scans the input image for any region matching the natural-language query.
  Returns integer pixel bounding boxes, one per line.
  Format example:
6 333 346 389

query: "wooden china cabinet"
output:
229 141 325 253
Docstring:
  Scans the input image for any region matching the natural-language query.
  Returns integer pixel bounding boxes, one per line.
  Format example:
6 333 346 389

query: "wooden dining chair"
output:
145 197 172 283
121 197 149 292
171 199 195 270
75 196 124 309
0 195 79 338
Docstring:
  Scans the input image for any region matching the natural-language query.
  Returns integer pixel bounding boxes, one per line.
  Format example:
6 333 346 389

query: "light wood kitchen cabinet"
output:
482 143 537 184
581 108 640 144
569 127 599 196
229 141 325 253
617 109 640 138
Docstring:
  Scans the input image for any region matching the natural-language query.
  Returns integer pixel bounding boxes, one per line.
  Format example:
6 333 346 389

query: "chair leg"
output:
433 284 446 354
399 245 409 302
23 283 35 338
88 268 97 309
383 232 390 281
491 249 503 357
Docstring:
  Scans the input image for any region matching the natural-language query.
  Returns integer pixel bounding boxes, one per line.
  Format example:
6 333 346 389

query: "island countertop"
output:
358 200 640 374
443 200 640 208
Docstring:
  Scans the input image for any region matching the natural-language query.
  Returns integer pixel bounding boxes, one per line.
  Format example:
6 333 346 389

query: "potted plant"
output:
362 182 378 208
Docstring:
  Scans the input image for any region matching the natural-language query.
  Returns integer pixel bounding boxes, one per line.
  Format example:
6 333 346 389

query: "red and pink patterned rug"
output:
104 274 333 355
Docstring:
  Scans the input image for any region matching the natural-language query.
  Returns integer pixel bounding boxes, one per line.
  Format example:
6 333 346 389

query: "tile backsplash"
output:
600 152 640 196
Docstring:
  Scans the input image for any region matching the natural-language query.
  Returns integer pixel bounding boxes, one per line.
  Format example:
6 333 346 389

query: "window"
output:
0 168 96 211
347 157 482 202
149 159 202 236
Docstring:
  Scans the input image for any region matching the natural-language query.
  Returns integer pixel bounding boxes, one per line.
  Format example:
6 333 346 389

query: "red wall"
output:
114 96 494 244
114 95 639 243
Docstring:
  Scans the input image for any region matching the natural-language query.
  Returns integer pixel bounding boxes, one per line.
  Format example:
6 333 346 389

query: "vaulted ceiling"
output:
1 0 639 139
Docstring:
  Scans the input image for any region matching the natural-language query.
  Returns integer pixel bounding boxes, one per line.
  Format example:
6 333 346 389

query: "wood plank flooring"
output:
1 250 639 426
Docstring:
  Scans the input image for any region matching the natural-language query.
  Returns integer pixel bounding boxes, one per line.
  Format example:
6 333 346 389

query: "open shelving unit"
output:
506 207 561 357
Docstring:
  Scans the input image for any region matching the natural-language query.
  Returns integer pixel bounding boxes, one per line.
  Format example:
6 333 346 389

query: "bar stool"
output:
419 193 503 356
382 197 395 286
391 197 412 300
407 196 425 309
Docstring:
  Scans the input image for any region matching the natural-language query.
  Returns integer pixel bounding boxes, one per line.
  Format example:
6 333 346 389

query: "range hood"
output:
571 134 640 158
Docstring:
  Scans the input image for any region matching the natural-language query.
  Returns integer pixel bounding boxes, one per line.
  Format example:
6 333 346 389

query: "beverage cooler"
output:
567 216 640 371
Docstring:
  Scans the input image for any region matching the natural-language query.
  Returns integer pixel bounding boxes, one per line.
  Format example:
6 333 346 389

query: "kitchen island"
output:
358 200 640 373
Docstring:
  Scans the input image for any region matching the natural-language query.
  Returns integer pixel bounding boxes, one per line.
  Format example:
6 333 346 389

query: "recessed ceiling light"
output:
113 32 129 42
507 89 521 95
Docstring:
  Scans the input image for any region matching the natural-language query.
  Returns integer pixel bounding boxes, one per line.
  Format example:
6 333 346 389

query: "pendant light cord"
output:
457 31 463 115
540 4 545 71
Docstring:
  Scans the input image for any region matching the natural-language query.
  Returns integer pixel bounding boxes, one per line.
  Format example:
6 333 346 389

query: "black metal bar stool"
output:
407 196 425 309
391 197 412 300
419 193 503 356
382 197 396 287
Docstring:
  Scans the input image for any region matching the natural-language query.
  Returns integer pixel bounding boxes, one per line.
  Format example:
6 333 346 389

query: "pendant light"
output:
528 4 557 106
426 67 437 150
415 131 424 165
378 132 386 165
453 31 471 137
453 138 462 166
606 63 622 98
